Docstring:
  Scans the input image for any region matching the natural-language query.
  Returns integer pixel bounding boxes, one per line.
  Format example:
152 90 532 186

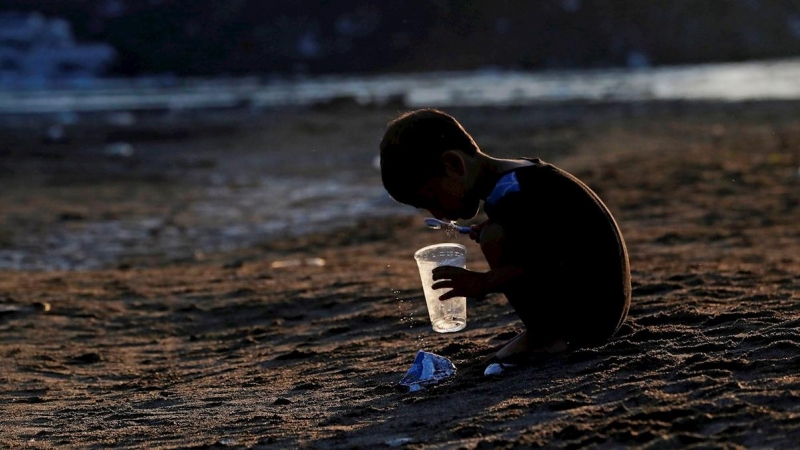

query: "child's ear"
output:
441 150 467 176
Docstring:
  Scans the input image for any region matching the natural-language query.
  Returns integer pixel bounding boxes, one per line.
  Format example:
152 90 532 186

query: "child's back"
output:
484 158 630 347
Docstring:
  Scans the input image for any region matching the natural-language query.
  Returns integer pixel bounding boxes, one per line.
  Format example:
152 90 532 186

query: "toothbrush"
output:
424 218 471 234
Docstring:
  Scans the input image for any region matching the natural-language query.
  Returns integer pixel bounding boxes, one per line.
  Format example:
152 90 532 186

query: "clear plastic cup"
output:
413 243 467 333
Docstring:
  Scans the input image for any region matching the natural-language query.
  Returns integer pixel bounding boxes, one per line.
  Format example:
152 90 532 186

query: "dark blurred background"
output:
2 0 800 79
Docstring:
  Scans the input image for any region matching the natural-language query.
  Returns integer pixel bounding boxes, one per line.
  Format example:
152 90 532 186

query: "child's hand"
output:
469 220 490 243
431 266 490 300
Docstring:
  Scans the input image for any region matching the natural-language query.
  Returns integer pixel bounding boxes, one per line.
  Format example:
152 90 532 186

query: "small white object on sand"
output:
483 362 517 376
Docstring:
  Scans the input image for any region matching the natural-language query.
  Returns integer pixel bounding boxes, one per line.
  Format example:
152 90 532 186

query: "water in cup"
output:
413 243 467 333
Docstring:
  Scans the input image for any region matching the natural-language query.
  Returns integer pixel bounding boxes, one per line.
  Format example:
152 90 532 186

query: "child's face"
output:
414 173 480 221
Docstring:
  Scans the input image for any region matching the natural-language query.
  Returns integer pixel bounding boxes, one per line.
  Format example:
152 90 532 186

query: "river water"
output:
2 58 800 114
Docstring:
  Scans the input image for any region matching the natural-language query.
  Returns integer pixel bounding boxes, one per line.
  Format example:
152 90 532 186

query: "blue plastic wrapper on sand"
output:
397 350 457 392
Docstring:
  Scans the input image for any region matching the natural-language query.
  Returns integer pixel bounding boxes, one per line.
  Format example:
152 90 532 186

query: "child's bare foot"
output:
491 330 568 362
493 330 530 360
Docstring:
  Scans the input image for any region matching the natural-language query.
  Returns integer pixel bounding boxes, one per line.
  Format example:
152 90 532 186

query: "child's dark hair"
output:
379 109 478 205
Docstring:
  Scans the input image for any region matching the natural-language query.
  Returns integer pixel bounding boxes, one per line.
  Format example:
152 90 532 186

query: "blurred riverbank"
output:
2 98 799 271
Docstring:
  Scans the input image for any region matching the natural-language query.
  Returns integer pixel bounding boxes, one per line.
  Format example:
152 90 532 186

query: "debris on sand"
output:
397 350 456 392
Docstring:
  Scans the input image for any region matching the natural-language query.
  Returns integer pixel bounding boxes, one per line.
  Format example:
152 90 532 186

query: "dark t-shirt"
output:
483 158 631 343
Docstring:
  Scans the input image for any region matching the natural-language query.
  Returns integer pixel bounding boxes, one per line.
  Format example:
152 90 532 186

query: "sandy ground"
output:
2 101 800 449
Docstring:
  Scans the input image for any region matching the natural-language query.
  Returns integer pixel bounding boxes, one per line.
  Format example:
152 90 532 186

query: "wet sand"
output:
2 101 800 449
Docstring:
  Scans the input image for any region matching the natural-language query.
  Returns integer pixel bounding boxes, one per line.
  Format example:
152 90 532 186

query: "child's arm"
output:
432 265 525 301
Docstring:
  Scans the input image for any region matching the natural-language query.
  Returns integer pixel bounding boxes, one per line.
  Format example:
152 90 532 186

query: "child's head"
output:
379 109 480 215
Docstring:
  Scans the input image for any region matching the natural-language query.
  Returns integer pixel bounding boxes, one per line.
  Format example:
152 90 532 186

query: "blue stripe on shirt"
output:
486 171 521 207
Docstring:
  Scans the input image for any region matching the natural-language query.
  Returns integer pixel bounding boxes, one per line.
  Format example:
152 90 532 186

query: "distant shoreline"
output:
2 58 800 115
